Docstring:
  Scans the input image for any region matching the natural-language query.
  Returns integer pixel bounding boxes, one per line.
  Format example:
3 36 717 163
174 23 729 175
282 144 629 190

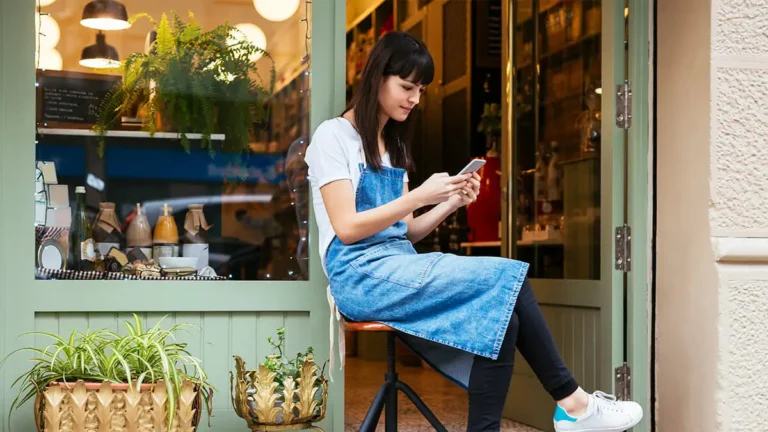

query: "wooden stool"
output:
344 321 447 432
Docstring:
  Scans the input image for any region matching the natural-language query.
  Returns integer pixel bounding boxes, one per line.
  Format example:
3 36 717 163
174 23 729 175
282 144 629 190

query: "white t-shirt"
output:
305 117 409 273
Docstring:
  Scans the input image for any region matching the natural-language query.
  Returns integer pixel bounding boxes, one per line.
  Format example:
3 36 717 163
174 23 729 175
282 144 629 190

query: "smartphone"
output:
457 158 486 175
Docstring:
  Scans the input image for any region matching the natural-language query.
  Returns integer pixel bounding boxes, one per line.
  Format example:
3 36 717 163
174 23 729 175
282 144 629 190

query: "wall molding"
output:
711 237 768 263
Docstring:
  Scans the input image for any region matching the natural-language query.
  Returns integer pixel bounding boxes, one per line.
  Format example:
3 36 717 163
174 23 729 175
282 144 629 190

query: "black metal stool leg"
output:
385 332 398 432
360 381 389 432
396 381 448 432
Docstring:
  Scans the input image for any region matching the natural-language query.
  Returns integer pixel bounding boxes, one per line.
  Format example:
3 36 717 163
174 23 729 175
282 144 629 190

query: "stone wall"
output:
658 0 768 431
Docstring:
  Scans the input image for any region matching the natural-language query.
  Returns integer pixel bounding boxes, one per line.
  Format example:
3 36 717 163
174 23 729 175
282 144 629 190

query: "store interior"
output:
33 0 310 282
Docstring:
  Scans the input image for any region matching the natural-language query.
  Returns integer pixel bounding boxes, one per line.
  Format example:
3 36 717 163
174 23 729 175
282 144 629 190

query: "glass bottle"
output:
69 186 95 270
153 203 179 258
126 203 153 260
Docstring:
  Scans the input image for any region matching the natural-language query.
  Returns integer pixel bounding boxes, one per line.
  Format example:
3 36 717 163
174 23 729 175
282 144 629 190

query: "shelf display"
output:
513 0 602 280
153 203 180 259
31 1 309 282
93 202 123 256
125 203 153 259
182 204 211 270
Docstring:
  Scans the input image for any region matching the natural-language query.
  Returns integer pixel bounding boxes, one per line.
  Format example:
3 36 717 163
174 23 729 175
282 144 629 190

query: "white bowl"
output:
158 256 198 269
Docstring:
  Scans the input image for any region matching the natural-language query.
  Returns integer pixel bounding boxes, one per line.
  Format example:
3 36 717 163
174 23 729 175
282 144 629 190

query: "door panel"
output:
502 0 627 430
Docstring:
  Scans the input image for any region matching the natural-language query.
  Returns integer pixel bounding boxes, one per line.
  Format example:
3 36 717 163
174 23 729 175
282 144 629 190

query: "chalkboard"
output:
37 71 121 127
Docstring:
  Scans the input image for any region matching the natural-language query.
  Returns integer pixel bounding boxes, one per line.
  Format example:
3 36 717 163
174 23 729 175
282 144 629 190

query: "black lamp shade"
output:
80 32 121 69
81 0 131 31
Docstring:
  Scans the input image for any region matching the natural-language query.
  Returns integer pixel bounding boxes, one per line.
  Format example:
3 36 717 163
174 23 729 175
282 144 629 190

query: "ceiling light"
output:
229 23 267 62
80 32 121 69
81 0 131 31
36 12 60 49
253 0 300 22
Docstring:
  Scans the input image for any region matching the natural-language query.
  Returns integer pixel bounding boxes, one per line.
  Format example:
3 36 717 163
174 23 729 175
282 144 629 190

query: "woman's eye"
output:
402 85 413 91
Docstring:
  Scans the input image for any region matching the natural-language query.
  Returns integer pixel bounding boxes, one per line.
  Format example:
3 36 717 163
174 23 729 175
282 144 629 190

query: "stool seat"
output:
343 321 393 332
343 318 447 431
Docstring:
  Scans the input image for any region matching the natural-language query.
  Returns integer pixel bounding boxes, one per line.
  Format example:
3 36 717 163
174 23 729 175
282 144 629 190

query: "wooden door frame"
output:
500 0 652 430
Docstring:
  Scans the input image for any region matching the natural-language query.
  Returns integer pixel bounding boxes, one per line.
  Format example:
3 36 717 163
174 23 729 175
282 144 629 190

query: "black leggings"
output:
466 278 579 431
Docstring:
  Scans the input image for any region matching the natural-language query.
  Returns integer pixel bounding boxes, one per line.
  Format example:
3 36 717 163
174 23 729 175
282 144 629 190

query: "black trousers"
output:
466 278 579 431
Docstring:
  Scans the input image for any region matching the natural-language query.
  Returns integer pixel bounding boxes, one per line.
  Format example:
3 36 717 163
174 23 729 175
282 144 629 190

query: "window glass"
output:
33 0 310 281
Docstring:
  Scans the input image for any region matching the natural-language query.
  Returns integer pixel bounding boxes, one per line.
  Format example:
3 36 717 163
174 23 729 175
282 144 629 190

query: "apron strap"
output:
327 284 345 382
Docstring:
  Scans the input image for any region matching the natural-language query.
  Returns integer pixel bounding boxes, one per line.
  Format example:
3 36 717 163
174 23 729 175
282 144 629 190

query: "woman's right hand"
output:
412 173 472 206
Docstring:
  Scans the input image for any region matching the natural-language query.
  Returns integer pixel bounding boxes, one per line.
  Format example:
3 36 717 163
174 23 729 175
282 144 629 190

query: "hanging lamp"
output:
80 0 131 31
79 32 120 68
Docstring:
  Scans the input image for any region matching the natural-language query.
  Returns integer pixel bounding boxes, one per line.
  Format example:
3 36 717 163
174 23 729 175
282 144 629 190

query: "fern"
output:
93 10 274 157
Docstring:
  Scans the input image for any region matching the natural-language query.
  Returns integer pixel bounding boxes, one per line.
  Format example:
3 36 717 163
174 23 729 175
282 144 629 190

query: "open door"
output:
500 0 635 430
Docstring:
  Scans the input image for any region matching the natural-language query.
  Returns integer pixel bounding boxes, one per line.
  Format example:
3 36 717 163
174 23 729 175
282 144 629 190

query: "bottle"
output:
93 202 124 257
182 204 210 270
126 203 153 260
69 186 95 270
153 203 179 259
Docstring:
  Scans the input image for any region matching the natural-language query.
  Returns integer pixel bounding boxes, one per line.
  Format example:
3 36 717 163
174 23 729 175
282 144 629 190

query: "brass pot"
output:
34 379 202 431
230 355 328 431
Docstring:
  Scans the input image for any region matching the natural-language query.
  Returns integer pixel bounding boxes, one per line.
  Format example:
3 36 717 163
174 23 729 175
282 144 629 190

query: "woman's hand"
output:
447 172 481 209
412 173 472 207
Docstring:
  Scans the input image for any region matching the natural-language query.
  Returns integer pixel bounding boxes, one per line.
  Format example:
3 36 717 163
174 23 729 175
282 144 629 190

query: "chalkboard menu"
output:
36 70 121 128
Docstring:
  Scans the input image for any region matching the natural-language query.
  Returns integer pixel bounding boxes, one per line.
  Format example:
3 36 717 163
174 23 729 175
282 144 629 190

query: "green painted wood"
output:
309 0 348 431
627 1 651 430
603 0 629 399
0 0 343 430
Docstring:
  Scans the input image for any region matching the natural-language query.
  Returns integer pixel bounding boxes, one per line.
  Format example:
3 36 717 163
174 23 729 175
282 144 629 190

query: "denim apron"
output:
325 160 529 390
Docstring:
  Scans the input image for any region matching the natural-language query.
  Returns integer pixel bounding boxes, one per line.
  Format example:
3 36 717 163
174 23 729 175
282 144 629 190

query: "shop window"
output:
33 0 310 281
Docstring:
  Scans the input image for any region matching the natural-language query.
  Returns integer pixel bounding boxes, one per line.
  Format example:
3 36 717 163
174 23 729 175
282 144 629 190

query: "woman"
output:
305 31 643 432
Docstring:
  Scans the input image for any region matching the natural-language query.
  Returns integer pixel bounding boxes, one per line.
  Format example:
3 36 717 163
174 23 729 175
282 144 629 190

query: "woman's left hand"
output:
448 172 481 209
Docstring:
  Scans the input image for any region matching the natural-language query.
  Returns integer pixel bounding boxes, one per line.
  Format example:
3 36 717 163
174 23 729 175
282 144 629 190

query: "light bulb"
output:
228 23 267 62
36 13 60 49
36 48 63 70
253 0 300 22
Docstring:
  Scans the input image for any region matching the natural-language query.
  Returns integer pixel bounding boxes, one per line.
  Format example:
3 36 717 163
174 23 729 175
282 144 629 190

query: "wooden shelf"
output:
36 128 226 140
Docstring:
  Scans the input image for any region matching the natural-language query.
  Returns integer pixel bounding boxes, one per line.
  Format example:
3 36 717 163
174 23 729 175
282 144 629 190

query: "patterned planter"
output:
230 355 328 431
34 380 202 432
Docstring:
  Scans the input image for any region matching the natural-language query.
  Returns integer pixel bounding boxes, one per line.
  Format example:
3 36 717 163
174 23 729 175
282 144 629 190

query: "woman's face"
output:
378 74 426 122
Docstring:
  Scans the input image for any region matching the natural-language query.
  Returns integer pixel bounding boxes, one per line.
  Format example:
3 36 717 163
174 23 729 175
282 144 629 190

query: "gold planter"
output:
230 355 328 431
34 380 202 432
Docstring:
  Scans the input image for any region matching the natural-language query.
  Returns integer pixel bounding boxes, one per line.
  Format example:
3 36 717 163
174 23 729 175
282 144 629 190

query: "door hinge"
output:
615 224 632 272
615 363 632 401
616 80 632 129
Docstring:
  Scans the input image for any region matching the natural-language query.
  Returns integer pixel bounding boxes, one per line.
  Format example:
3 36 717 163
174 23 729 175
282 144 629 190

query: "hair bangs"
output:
386 42 434 86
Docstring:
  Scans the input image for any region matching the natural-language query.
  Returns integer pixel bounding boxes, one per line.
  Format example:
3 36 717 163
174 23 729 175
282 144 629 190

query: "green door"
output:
0 0 345 430
501 0 650 430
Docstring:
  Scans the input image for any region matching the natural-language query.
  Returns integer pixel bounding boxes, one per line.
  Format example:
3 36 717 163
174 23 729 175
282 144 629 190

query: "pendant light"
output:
81 0 131 31
80 32 120 69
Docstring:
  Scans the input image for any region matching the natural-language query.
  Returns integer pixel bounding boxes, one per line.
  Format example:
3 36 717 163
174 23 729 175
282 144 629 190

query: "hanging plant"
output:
94 11 276 157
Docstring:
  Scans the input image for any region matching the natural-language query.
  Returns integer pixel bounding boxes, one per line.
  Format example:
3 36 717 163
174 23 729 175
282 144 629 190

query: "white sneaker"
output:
553 391 643 432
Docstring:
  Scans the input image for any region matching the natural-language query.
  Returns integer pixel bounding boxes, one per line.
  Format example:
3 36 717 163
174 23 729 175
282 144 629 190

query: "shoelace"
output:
593 391 622 414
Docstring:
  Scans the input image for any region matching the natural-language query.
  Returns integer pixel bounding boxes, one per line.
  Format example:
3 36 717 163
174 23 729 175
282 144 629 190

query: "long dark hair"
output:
343 31 434 171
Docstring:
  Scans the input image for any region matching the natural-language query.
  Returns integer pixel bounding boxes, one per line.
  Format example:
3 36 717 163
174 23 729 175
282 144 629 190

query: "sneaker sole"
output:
553 416 642 432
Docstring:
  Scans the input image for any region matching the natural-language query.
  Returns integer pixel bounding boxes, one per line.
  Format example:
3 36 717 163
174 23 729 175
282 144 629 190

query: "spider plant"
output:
0 314 213 430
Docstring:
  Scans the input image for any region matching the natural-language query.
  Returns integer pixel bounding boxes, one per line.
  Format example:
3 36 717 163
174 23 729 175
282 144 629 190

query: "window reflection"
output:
33 0 310 281
512 0 602 280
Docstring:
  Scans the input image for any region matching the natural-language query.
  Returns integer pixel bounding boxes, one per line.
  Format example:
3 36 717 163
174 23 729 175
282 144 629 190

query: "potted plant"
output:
0 314 214 431
230 327 328 431
94 11 276 157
